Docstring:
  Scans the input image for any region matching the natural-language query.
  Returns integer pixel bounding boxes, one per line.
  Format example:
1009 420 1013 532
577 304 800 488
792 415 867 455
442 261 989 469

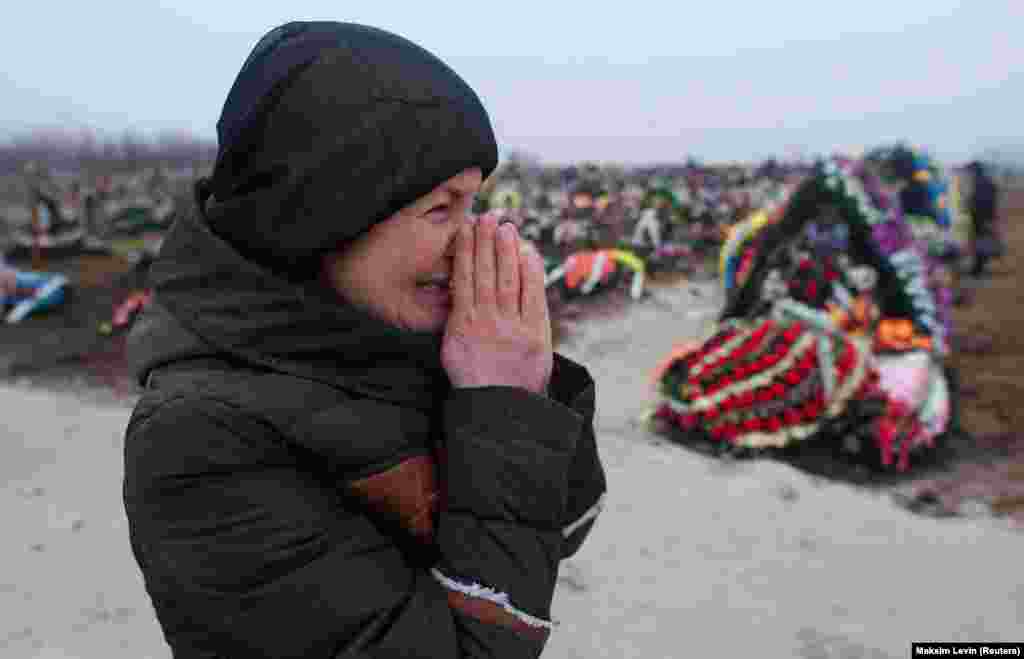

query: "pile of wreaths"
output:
650 158 956 471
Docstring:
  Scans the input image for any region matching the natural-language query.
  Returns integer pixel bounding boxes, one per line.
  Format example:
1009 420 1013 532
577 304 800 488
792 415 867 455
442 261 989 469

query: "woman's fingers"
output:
519 241 549 334
496 222 521 313
451 221 475 312
474 213 498 308
441 221 553 394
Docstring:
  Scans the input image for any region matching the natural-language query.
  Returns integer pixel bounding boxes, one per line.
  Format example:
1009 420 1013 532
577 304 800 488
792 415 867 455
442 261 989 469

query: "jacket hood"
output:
128 194 451 410
203 21 498 279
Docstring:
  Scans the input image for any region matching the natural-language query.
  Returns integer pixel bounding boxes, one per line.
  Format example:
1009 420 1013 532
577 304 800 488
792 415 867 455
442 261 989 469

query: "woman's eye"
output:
426 205 449 220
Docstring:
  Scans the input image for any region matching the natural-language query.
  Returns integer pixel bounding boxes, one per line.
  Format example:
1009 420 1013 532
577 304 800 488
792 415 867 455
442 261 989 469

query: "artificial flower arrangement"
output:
0 268 69 324
650 158 953 470
545 248 646 301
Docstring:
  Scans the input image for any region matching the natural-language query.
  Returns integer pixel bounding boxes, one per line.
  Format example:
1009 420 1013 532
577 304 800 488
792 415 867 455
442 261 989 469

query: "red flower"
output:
739 390 756 407
704 406 720 421
770 382 786 398
837 345 853 370
756 388 773 403
767 416 782 433
783 408 802 425
743 418 761 432
877 420 895 465
784 370 802 385
805 280 818 299
721 396 736 412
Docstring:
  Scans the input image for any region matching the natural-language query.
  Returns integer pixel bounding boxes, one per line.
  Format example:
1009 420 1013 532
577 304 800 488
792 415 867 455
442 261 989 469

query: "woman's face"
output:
321 167 483 333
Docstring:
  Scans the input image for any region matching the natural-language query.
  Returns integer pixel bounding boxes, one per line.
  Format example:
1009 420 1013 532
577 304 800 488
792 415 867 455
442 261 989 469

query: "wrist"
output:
449 372 550 395
452 381 548 396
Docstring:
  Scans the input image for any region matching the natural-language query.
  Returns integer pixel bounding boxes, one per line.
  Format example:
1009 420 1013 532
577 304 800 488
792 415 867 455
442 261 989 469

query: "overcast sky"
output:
1 1 1019 164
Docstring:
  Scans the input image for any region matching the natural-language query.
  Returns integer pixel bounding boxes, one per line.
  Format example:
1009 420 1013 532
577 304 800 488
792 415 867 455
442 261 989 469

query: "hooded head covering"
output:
201 21 499 280
130 22 499 408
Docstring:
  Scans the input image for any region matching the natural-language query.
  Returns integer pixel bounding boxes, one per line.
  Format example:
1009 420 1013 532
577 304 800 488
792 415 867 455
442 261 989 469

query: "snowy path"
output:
548 281 1024 659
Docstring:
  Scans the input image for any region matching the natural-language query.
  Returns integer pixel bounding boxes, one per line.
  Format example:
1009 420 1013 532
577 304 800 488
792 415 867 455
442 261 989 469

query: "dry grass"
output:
942 187 1024 516
645 269 691 288
950 188 1024 435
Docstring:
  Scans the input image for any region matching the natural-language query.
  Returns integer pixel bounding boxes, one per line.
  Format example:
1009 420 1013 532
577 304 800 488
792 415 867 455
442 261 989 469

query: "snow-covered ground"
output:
1 385 162 657
1 280 1021 658
551 282 1024 658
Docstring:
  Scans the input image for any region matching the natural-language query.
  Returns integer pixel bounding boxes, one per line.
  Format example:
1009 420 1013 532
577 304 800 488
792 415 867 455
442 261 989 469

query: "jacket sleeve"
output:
124 390 584 658
431 386 582 652
557 373 607 558
549 353 608 558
